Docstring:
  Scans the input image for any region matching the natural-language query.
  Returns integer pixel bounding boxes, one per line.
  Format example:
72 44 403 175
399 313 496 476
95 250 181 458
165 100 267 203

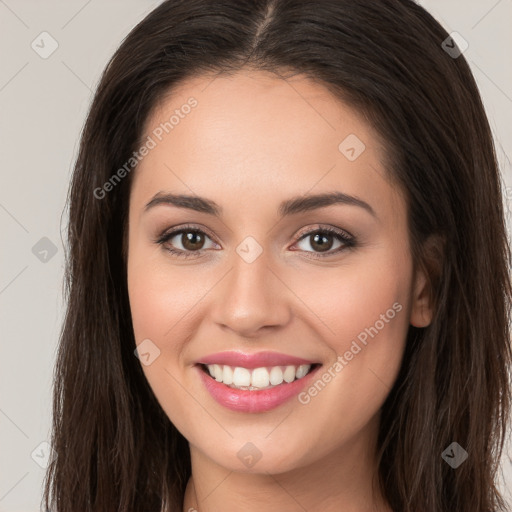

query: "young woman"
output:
43 1 512 511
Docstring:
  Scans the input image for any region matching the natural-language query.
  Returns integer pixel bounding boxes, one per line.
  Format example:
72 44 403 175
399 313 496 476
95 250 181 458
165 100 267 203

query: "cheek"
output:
127 237 210 344
291 249 412 439
289 246 412 394
127 251 209 432
298 243 412 352
330 264 409 352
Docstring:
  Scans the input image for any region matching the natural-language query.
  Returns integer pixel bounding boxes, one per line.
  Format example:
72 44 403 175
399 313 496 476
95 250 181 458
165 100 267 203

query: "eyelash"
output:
154 223 356 260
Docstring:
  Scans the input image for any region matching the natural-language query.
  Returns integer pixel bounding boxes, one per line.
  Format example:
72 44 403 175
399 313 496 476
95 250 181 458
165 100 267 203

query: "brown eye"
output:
308 232 335 252
294 227 355 258
179 231 206 251
156 226 218 259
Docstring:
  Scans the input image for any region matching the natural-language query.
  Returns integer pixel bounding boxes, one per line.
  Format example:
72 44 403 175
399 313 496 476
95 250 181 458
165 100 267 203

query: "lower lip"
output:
196 364 321 413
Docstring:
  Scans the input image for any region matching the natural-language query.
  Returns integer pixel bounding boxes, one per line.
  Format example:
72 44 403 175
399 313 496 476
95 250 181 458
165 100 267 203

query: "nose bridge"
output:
210 242 291 336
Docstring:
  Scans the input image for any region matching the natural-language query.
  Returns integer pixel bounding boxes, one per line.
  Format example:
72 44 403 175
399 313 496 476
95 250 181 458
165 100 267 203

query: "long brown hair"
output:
43 0 512 510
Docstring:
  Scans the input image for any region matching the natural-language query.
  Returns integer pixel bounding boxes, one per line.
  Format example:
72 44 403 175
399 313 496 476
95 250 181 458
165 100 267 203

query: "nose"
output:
209 250 292 338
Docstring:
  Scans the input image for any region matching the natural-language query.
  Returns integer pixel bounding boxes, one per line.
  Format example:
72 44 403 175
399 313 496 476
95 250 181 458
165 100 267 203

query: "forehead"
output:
130 69 403 222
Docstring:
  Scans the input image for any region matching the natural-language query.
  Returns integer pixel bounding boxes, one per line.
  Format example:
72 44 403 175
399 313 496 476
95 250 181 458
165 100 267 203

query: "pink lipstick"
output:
194 351 321 413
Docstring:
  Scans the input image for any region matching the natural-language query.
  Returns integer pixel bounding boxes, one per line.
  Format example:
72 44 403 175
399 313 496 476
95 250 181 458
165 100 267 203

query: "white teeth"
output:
222 365 233 385
251 367 269 388
232 367 251 387
205 363 313 389
283 365 296 383
296 364 310 379
213 364 223 382
269 366 284 386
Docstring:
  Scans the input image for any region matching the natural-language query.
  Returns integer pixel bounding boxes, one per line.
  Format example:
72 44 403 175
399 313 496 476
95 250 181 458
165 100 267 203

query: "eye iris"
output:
311 232 333 252
182 231 204 251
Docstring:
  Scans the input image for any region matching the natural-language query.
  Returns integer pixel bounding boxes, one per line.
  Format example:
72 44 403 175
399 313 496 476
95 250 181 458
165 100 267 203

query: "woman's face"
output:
127 69 432 475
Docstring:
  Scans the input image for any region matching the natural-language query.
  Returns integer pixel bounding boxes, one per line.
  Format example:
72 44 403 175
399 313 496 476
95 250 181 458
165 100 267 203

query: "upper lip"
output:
196 350 318 369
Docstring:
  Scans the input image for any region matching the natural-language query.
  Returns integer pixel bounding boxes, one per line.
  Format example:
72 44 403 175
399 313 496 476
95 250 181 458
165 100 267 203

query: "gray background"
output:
0 1 511 510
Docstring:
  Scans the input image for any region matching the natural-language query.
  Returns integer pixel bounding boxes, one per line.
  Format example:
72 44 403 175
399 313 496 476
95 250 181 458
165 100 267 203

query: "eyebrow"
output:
144 191 376 218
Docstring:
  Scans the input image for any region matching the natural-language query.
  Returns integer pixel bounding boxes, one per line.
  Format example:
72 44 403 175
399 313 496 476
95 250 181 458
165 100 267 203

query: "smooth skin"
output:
126 69 434 512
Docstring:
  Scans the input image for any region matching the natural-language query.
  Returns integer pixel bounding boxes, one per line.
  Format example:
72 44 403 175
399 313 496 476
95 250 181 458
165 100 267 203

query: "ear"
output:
409 235 444 328
409 265 433 327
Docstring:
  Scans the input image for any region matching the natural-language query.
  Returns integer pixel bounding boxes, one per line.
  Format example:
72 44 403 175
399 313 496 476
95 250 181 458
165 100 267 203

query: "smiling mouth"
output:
198 362 321 391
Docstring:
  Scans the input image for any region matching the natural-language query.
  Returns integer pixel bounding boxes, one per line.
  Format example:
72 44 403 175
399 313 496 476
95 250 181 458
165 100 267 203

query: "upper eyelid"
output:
158 224 217 244
295 225 353 240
